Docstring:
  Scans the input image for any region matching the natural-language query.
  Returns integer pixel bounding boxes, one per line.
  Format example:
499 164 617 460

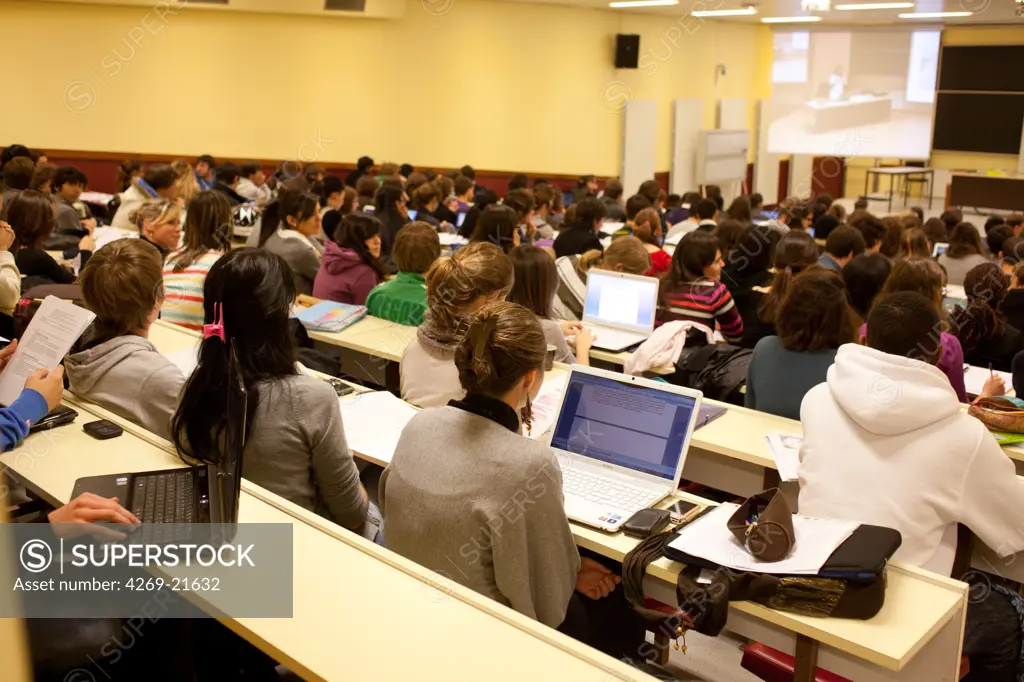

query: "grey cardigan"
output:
243 375 367 530
380 406 580 627
254 230 323 296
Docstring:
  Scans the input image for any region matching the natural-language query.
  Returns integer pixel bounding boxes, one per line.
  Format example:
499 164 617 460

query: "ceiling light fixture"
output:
761 15 824 22
897 11 972 17
691 6 757 16
609 0 679 7
835 2 913 9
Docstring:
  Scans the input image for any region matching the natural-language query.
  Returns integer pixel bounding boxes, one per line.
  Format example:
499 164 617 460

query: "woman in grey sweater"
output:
937 222 989 287
171 248 371 536
252 186 324 296
382 301 644 655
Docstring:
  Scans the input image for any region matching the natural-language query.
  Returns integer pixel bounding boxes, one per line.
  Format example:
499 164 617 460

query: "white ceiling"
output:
505 0 1024 24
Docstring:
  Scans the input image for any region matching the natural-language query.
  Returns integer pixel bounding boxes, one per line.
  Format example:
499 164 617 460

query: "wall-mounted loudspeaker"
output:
615 34 640 69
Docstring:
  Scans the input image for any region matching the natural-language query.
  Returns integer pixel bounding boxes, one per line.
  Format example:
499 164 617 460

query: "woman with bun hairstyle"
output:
400 242 514 407
382 301 644 655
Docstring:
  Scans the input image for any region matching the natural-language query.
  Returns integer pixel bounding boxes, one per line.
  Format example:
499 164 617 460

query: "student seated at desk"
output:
66 240 185 440
0 340 64 451
129 199 182 260
312 213 384 306
9 190 93 286
470 204 522 255
0 198 19 317
659 230 743 343
817 225 865 274
251 186 324 296
938 222 989 287
503 188 537 245
950 262 1024 373
632 208 671 277
799 291 1024 682
744 230 820 344
553 197 606 259
161 191 231 331
401 242 513 407
172 248 373 536
382 301 644 656
899 227 931 259
841 252 891 323
366 222 439 326
111 164 178 230
1000 262 1024 334
746 268 855 420
720 225 781 349
374 185 410 272
552 237 650 321
48 166 95 251
508 245 591 365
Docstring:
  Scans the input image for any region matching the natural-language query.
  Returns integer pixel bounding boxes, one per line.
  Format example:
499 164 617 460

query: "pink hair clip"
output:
203 302 225 343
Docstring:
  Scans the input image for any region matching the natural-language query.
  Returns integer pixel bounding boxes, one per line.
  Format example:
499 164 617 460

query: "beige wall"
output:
0 0 765 177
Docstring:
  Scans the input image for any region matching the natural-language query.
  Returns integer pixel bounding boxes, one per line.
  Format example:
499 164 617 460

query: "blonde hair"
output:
171 159 199 205
455 301 546 396
425 242 514 334
129 199 182 233
578 236 651 274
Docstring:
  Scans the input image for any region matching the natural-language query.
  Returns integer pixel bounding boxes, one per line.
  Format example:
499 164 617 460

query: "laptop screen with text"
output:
550 372 696 480
582 271 658 332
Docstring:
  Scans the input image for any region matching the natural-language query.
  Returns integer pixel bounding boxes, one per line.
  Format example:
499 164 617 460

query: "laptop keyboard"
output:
132 471 195 524
591 326 646 351
562 468 660 512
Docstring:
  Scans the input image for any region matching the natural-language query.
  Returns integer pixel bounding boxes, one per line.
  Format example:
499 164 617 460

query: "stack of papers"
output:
765 433 801 482
667 502 859 575
294 301 367 333
527 374 567 440
0 297 95 405
340 391 419 465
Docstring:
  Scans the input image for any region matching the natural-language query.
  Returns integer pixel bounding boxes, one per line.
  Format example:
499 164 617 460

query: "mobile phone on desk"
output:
29 405 78 433
326 377 355 397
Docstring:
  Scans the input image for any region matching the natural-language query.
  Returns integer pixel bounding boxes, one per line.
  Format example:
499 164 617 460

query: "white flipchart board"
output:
697 130 750 184
621 100 658 199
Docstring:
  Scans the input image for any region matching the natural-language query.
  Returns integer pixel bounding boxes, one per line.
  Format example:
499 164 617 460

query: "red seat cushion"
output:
742 643 971 682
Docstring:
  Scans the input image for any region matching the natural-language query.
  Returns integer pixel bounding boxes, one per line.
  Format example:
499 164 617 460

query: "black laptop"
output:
72 345 247 525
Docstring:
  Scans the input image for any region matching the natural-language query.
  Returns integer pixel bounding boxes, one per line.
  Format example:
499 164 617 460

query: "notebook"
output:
294 301 367 333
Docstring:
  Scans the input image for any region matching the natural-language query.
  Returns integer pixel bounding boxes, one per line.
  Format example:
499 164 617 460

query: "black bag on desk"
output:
664 524 902 620
670 342 751 406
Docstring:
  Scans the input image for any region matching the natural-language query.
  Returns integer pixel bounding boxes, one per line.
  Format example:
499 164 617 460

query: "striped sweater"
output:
660 278 744 343
161 250 224 331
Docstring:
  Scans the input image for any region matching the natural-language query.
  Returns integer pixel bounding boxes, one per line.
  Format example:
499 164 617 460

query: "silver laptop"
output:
581 270 659 352
549 366 702 532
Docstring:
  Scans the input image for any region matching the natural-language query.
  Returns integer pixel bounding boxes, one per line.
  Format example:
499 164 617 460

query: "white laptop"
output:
581 270 659 352
549 366 702 532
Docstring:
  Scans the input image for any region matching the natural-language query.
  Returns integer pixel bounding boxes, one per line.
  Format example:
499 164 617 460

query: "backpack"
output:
671 343 752 405
14 284 86 340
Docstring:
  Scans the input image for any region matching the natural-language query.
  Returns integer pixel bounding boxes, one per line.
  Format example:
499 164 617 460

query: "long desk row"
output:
137 320 970 682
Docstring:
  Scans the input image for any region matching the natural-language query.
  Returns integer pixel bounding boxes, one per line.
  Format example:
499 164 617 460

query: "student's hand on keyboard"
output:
559 321 584 337
575 557 620 600
48 493 140 540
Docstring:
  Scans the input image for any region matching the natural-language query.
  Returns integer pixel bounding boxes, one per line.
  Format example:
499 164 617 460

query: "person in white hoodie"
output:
65 239 185 441
799 291 1024 682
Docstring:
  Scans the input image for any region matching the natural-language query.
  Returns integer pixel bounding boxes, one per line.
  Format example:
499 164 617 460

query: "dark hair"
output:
393 222 441 274
816 193 833 208
356 175 379 205
638 180 661 205
681 191 702 207
216 163 240 186
142 164 177 192
460 165 475 180
940 209 963 234
400 163 414 178
666 193 682 209
985 215 1006 234
80 239 164 340
603 179 624 201
695 199 718 221
1 144 31 167
508 173 529 192
713 219 744 258
811 202 828 223
304 164 323 184
7 190 54 250
625 194 652 221
900 228 931 259
664 230 719 294
334 213 386 280
258 186 319 247
922 217 947 246
320 175 344 207
849 215 886 251
880 257 946 309
455 301 546 398
946 222 983 259
725 197 751 224
633 208 663 246
29 164 57 192
172 249 296 466
322 210 342 242
196 154 216 167
759 231 819 324
406 172 428 198
841 253 892 321
987 224 1015 256
508 245 558 319
1007 214 1024 229
53 166 88 191
532 184 555 211
503 189 535 220
1002 237 1024 265
854 198 869 211
749 193 764 209
2 157 34 191
724 224 781 278
471 204 519 254
950 262 1009 353
459 188 499 239
357 156 374 171
454 175 474 197
867 291 942 364
572 197 607 231
778 268 856 352
825 226 866 260
878 216 903 258
240 161 261 179
168 190 232 272
116 159 142 193
788 205 809 227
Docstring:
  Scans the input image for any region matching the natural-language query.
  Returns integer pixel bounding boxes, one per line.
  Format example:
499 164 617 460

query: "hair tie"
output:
471 317 497 359
203 302 226 343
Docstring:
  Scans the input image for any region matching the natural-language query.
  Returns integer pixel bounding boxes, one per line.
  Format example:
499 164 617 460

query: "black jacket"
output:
553 227 604 259
963 321 1024 373
212 182 247 207
1001 290 1024 336
722 268 775 349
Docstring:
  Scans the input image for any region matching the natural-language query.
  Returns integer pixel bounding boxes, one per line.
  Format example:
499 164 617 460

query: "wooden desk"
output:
950 173 1024 213
1 399 656 682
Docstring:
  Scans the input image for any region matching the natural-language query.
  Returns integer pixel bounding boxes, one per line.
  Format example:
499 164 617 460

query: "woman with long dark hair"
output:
659 230 743 343
951 262 1024 372
721 224 781 348
249 186 323 295
313 213 385 305
938 222 988 286
171 248 373 535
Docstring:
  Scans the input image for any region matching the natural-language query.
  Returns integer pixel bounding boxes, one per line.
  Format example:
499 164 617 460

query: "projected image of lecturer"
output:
766 30 941 159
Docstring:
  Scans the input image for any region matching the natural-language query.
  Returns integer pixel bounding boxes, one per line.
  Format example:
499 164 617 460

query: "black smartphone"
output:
83 419 124 440
327 377 355 397
666 499 699 524
29 405 78 433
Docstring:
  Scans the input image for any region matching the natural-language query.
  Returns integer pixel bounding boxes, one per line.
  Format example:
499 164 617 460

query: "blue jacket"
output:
0 389 50 452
